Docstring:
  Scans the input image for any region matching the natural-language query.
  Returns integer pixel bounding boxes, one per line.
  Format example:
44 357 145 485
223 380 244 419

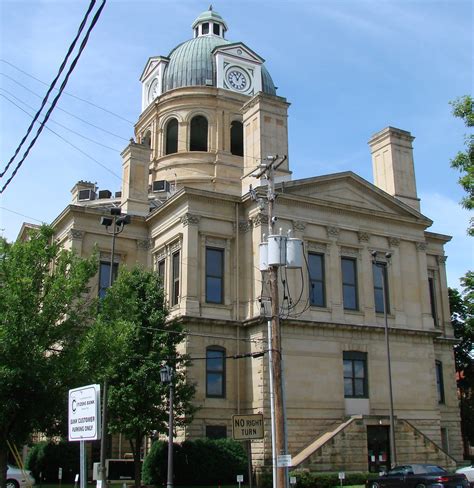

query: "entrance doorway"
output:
367 426 390 473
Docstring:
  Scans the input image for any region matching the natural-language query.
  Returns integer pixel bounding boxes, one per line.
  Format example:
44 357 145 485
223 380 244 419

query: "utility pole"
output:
253 155 288 488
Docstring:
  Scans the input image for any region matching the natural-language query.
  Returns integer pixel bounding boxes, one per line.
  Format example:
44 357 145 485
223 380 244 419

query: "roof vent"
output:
78 189 96 201
115 191 122 198
98 190 112 199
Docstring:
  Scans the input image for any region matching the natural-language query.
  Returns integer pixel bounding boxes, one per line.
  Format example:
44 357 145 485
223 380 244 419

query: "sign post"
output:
69 384 101 488
338 471 345 487
237 474 243 488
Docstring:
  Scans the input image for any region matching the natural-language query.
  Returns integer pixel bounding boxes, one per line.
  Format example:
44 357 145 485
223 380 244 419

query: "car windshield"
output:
424 466 447 474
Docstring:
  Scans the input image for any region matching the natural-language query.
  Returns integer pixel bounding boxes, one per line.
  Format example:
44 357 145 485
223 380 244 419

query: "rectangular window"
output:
206 425 227 439
342 257 358 310
435 360 445 404
172 251 180 306
158 259 165 280
206 347 225 398
308 252 325 307
343 351 368 398
206 247 224 304
373 262 390 314
202 22 209 34
428 277 438 326
99 261 118 299
213 23 220 35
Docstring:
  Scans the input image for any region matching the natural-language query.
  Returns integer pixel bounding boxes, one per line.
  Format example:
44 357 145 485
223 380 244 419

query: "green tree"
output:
450 272 474 455
450 95 473 235
81 267 196 488
0 226 97 488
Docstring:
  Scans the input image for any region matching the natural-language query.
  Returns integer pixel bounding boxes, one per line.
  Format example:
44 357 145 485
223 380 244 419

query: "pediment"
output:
140 56 169 82
281 172 429 222
212 42 264 64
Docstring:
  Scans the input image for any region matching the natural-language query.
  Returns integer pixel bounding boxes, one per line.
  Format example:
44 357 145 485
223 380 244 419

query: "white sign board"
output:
277 454 292 467
68 384 101 441
289 477 297 485
232 414 264 440
236 475 244 482
338 471 345 480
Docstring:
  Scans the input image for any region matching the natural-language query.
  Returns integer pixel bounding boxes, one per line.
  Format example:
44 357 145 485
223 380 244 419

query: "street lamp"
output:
371 250 397 469
98 207 131 486
160 364 175 488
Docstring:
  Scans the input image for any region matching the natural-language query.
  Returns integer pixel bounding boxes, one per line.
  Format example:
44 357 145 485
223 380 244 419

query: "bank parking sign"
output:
232 414 264 440
68 384 101 441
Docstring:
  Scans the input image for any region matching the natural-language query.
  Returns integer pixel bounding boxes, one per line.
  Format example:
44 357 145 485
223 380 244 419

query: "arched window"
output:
165 118 178 155
230 121 243 156
206 346 226 398
190 115 208 151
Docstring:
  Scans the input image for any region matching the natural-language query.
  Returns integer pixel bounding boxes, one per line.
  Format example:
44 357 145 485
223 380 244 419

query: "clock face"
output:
226 68 250 92
147 78 159 104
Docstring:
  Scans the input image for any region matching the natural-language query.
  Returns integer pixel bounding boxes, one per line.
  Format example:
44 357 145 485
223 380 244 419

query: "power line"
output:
0 206 45 224
0 0 98 179
0 58 134 125
0 0 107 194
1 93 122 181
1 90 121 152
0 73 130 142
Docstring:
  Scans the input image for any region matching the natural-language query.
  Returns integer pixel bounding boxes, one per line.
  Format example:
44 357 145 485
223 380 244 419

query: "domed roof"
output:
162 9 276 96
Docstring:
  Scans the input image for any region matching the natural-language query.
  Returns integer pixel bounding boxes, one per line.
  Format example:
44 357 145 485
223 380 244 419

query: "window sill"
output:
344 309 363 316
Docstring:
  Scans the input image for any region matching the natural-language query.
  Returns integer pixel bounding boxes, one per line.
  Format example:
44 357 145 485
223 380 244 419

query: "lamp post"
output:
98 207 131 486
160 365 174 488
371 250 397 469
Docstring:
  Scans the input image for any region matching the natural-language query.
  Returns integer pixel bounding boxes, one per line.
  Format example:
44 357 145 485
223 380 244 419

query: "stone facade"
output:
23 6 463 479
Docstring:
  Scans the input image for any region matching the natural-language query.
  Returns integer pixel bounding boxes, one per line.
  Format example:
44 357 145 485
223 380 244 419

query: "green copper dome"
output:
162 8 276 95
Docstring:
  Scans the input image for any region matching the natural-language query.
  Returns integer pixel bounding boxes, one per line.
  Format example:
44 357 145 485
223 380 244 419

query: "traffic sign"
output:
232 414 264 440
68 384 101 441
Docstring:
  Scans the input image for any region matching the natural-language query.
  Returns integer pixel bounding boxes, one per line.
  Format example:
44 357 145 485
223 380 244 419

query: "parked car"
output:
366 464 469 488
6 465 35 488
456 465 474 487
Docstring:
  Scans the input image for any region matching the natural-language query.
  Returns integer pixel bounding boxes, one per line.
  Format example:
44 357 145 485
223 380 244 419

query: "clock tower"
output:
134 6 291 197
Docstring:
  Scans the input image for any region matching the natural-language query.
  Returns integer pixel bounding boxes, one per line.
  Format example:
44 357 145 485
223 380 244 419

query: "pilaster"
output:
326 226 343 321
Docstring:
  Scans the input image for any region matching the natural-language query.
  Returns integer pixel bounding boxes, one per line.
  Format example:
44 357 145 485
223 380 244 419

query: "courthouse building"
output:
28 7 463 475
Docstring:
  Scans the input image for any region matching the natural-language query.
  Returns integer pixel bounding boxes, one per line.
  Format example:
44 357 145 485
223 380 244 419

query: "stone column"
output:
416 241 433 329
436 255 450 335
358 232 376 325
181 213 200 316
388 237 406 326
178 121 187 152
327 226 343 321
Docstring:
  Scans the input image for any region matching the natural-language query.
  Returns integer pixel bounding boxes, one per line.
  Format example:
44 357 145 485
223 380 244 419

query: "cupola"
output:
192 5 228 38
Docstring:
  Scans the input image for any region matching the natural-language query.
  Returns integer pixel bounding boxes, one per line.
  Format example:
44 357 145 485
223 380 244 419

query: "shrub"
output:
142 438 247 486
26 440 80 483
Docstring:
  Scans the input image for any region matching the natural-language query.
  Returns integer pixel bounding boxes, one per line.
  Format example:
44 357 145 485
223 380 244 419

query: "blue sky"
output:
0 0 472 288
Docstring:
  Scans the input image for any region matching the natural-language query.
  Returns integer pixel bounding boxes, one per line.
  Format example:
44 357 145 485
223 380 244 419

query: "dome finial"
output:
209 4 213 10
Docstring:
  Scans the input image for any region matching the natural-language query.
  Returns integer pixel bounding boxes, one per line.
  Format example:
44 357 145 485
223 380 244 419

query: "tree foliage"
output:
450 95 473 235
449 272 474 453
81 266 196 488
0 226 97 487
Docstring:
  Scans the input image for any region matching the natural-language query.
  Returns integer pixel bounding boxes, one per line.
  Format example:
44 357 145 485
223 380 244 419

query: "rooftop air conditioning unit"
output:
152 180 170 193
114 191 122 198
78 189 96 201
98 190 112 199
